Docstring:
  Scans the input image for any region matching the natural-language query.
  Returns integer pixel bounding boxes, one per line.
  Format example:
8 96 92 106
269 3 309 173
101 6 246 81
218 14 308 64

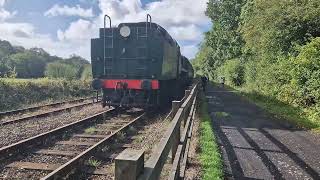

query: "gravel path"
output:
206 83 320 179
0 104 106 148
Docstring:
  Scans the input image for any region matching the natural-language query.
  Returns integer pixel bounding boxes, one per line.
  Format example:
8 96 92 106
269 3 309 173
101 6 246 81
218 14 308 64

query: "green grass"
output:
117 132 126 142
0 78 93 112
199 94 223 180
84 127 97 134
87 158 101 167
215 111 230 118
232 86 320 132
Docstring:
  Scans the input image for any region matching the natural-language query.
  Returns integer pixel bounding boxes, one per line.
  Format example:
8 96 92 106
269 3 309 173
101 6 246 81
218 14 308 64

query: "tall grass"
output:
0 78 93 111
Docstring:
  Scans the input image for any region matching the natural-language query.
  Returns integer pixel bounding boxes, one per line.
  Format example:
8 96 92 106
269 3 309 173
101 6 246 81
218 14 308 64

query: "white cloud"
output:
181 45 199 60
168 25 204 42
0 0 6 7
0 9 15 21
0 0 210 60
0 0 16 22
0 22 77 57
44 4 94 18
57 19 95 41
94 0 210 58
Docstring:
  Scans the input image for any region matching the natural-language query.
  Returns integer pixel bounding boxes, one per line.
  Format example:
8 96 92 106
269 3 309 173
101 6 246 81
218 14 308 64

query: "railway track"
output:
0 96 100 126
0 96 99 118
0 108 146 179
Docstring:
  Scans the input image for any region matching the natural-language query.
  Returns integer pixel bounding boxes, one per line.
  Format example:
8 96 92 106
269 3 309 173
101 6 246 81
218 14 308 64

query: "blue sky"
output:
0 0 211 60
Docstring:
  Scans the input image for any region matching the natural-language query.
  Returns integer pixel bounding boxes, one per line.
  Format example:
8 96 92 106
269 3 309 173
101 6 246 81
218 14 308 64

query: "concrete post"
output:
115 149 145 180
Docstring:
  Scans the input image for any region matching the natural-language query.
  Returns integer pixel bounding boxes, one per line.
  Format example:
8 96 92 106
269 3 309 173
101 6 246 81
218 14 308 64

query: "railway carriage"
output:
91 14 194 108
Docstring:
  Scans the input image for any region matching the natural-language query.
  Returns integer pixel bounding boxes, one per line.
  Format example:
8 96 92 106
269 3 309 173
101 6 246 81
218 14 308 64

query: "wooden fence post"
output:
184 90 191 100
171 123 180 163
170 101 181 118
115 149 144 180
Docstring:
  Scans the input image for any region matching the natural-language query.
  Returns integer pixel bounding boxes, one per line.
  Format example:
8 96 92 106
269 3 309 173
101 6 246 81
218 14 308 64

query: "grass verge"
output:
199 93 223 179
0 78 93 112
232 86 320 132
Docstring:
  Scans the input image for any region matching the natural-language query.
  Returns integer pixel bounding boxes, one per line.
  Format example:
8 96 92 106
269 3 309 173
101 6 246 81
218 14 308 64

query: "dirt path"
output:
206 83 320 179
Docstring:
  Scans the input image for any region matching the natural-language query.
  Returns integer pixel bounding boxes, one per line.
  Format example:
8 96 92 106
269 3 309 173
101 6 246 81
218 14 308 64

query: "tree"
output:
45 62 78 80
81 64 93 80
0 39 90 79
240 0 320 60
204 0 245 78
9 51 46 78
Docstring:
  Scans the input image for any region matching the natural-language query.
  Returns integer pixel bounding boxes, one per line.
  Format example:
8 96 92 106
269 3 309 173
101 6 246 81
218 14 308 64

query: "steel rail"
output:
0 101 100 126
41 112 146 180
0 108 115 160
0 96 100 117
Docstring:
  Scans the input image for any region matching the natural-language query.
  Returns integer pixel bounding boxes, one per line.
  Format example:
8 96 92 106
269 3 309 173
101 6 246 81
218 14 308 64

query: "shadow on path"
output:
206 83 320 180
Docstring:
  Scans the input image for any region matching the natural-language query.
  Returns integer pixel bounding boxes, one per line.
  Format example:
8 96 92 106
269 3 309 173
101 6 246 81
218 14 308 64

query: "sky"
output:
0 0 211 60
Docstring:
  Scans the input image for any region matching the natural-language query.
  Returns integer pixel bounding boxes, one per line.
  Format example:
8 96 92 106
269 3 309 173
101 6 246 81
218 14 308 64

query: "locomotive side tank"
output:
91 15 193 108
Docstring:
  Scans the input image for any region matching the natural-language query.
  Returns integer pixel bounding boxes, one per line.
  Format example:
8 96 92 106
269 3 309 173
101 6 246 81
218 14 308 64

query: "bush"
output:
218 59 245 86
0 78 92 111
45 62 78 80
290 37 320 107
81 64 93 80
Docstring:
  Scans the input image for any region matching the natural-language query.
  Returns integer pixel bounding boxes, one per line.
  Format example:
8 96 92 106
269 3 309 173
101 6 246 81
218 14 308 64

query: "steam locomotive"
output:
91 14 194 108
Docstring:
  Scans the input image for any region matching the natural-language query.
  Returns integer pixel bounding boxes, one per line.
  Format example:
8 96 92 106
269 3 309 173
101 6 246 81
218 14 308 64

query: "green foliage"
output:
0 39 90 79
215 111 230 118
81 64 93 80
9 51 47 78
0 78 92 112
45 62 78 80
290 37 320 107
191 43 212 77
234 87 320 131
199 94 223 179
85 127 97 134
0 40 15 58
240 0 320 59
218 59 245 86
194 0 320 129
87 158 101 167
205 0 244 74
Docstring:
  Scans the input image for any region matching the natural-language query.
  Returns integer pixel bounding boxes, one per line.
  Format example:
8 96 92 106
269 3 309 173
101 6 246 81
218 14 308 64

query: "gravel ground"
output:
78 112 172 179
0 99 94 123
184 108 202 180
0 109 142 179
0 104 107 148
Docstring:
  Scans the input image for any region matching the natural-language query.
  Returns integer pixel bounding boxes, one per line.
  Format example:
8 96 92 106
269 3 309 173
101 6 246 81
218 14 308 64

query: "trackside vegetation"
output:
234 86 320 132
199 94 223 180
192 0 320 131
0 78 92 112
